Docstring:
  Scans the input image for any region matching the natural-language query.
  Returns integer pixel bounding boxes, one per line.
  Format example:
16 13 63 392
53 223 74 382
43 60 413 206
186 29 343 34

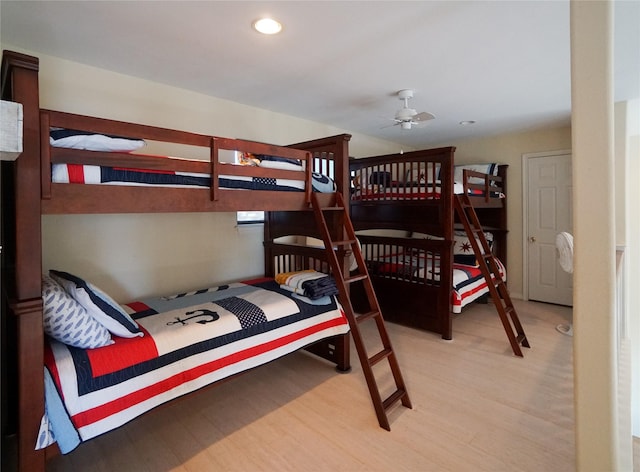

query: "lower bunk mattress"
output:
366 254 506 313
38 278 349 453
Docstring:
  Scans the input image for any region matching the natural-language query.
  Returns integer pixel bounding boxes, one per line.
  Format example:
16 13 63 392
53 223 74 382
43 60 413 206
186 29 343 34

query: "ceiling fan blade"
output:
380 121 401 129
413 111 435 123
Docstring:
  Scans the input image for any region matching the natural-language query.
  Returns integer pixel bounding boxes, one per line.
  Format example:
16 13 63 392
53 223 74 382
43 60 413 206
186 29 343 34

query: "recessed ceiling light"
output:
252 17 283 35
459 120 476 125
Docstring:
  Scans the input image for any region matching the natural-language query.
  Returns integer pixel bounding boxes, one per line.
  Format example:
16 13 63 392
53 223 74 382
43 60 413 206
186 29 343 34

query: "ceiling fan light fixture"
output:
396 107 417 120
459 120 476 125
252 17 283 35
386 89 435 132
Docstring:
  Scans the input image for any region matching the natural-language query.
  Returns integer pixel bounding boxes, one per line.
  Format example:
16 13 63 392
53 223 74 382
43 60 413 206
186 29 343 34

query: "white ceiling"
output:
1 1 638 149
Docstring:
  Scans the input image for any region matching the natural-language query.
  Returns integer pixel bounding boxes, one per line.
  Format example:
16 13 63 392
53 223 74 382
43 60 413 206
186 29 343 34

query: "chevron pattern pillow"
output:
42 275 113 348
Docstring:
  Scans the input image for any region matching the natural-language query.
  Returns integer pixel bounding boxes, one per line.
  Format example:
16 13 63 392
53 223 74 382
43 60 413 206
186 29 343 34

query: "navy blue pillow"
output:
369 171 391 187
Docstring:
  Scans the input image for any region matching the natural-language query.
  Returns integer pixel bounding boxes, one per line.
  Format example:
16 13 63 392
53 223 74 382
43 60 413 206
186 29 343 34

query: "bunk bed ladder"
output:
311 192 412 430
454 193 530 357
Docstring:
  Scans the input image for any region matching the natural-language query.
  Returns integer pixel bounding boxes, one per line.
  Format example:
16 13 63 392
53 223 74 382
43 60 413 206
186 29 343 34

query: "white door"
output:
526 152 573 306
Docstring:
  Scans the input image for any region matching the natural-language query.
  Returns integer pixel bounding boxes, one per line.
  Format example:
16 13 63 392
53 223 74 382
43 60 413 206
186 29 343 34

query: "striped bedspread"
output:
51 163 336 192
40 279 348 453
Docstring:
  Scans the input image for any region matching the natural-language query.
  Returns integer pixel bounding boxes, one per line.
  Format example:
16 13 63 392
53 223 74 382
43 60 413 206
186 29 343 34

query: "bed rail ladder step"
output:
311 191 412 430
454 193 530 357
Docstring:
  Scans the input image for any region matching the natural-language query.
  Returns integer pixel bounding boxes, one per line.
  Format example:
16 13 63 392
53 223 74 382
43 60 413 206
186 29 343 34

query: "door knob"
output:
529 236 536 243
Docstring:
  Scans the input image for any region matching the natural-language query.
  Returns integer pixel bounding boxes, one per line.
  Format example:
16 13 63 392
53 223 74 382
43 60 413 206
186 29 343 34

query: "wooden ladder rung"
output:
320 206 345 212
356 310 380 323
494 278 505 287
369 348 393 366
344 274 368 284
383 389 407 410
504 306 515 316
333 239 356 247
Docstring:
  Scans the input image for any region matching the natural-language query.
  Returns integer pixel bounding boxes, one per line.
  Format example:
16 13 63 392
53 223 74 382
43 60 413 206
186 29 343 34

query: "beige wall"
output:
571 1 625 469
434 126 572 299
624 99 640 438
14 49 402 301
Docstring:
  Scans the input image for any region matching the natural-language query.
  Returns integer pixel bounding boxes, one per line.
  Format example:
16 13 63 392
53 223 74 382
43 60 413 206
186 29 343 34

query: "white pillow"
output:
256 155 303 171
50 270 143 338
50 128 145 152
42 275 113 348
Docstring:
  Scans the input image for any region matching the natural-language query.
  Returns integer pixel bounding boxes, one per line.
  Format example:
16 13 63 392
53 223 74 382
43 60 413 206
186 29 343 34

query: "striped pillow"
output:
42 275 113 348
50 270 143 338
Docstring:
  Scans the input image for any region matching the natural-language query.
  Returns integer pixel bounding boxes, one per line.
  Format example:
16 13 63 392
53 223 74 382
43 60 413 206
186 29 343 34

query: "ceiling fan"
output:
389 89 435 130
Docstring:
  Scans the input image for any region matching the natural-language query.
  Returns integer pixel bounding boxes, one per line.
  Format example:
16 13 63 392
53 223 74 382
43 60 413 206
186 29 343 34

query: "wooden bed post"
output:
1 51 45 472
440 149 455 340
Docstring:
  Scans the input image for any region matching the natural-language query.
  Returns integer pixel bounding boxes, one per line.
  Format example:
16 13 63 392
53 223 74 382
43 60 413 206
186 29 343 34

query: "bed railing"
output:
357 235 451 286
40 110 315 204
211 136 313 203
349 147 454 203
264 241 331 277
461 168 505 204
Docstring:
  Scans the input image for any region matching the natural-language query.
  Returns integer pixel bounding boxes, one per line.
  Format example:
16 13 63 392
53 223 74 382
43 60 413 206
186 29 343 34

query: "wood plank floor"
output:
46 299 579 471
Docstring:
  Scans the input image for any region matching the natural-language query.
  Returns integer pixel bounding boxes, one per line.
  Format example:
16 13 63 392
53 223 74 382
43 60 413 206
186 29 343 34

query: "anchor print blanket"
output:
41 278 348 453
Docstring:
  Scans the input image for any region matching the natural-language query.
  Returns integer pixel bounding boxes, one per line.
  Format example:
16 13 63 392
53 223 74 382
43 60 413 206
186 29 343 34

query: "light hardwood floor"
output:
47 299 578 471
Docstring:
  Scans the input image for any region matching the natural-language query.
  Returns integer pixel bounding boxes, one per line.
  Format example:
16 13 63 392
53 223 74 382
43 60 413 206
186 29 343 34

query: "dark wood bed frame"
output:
0 51 353 472
348 148 508 340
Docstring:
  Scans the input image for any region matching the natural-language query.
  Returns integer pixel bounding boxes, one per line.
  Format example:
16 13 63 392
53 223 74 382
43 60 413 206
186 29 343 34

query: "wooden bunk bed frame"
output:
1 51 354 472
348 148 508 340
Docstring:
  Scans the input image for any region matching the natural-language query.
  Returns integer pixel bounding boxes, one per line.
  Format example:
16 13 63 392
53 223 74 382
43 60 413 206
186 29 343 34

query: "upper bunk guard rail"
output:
212 136 313 204
462 168 504 204
349 147 455 238
39 109 327 213
350 147 455 204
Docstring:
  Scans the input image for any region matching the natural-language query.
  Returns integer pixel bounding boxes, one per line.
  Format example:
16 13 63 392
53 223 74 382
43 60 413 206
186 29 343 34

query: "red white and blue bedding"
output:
51 162 336 193
366 253 506 313
39 279 348 453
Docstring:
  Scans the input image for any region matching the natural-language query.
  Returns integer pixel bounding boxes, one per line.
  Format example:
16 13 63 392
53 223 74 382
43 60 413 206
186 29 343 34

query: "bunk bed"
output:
1 51 354 472
349 147 508 340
